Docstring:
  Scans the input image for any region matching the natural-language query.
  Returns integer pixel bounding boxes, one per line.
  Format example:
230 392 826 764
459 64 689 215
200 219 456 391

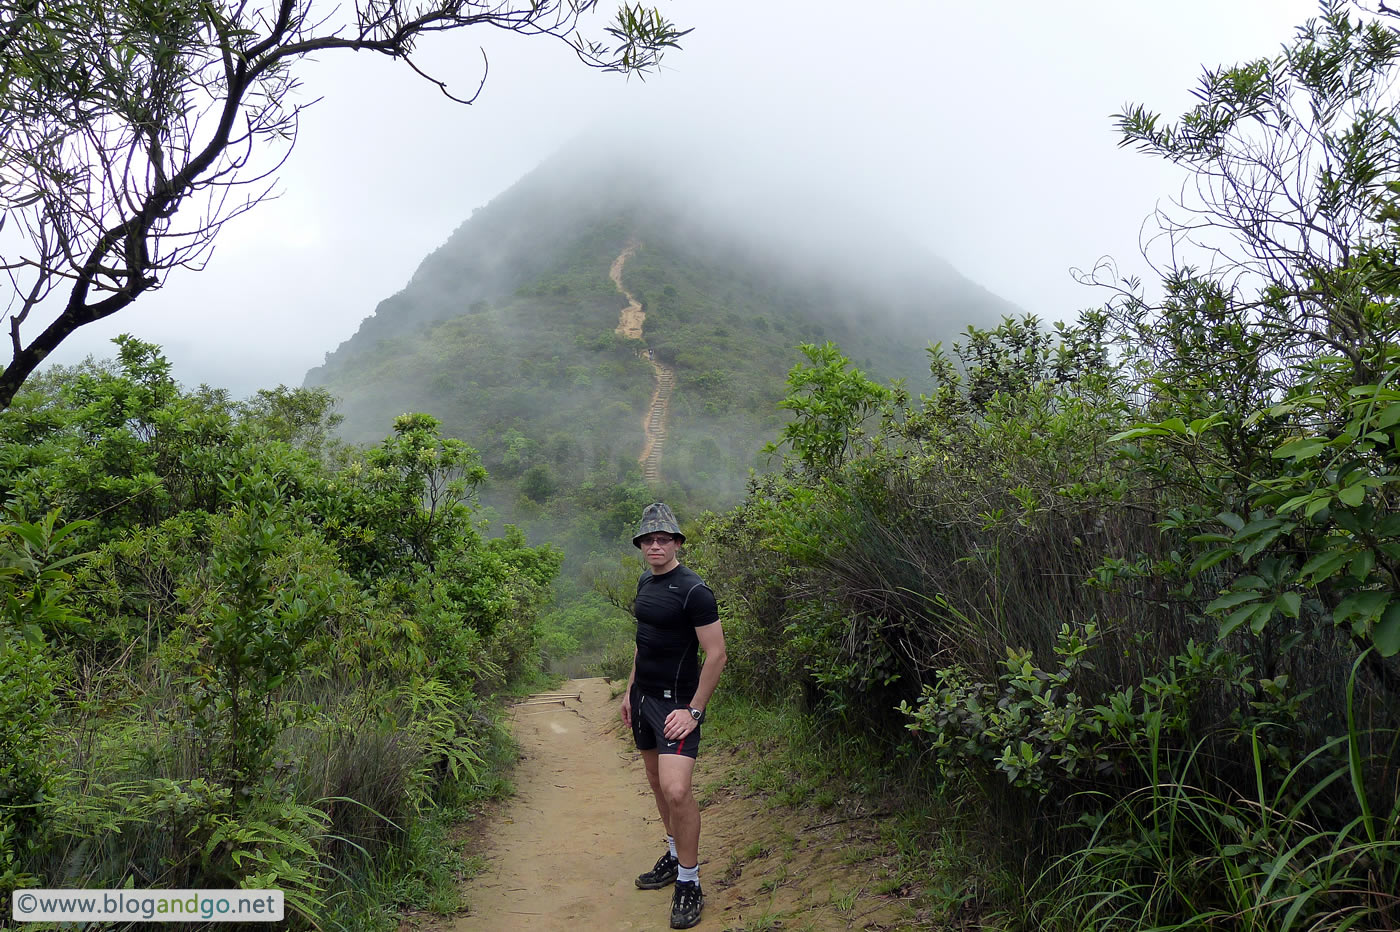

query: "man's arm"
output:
621 571 644 723
661 621 725 741
688 620 727 712
621 646 639 726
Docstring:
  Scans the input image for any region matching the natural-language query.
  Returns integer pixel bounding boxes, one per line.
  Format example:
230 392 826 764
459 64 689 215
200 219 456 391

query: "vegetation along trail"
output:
442 678 913 931
610 241 675 481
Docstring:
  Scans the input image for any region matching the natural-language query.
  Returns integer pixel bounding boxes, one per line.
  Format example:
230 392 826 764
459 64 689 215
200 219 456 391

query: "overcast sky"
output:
35 0 1322 397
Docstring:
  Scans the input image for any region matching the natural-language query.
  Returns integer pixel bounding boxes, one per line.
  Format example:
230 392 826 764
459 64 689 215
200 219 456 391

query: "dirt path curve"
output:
611 242 646 340
609 242 676 483
449 678 669 931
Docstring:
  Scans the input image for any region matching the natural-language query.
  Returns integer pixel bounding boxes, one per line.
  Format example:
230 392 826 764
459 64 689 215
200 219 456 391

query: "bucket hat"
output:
633 502 685 548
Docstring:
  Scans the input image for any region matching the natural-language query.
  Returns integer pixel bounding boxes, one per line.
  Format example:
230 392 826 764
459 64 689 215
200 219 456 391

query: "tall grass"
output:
1029 661 1400 931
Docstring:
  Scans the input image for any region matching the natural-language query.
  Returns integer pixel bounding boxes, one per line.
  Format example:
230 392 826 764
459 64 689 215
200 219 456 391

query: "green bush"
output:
900 626 1252 797
0 342 563 927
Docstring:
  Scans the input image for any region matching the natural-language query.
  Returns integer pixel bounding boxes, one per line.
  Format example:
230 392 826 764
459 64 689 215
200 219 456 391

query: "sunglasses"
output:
638 535 677 547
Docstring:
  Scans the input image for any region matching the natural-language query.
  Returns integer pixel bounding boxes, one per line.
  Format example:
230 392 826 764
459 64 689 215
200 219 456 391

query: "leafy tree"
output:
0 0 689 408
519 463 558 502
184 493 345 796
327 412 487 574
763 341 894 477
237 385 343 457
1106 6 1400 665
1107 4 1400 391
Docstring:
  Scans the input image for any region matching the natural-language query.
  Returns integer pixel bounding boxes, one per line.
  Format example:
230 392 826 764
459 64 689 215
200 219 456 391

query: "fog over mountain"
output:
28 3 1315 399
310 128 1018 387
304 131 1019 525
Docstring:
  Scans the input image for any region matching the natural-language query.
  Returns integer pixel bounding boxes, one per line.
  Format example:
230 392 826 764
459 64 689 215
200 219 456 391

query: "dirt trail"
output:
432 678 915 932
611 243 646 340
609 242 675 483
447 679 661 930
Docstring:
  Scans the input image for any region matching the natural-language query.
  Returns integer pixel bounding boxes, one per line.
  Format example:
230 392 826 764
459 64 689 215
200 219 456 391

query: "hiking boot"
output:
669 879 703 929
635 850 679 889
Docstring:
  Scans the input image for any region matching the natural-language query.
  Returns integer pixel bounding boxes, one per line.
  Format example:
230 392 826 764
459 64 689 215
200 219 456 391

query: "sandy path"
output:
451 678 674 931
441 678 918 931
607 241 675 482
611 243 645 339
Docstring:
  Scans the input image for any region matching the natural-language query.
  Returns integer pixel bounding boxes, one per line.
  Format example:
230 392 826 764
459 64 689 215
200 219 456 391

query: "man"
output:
621 502 726 930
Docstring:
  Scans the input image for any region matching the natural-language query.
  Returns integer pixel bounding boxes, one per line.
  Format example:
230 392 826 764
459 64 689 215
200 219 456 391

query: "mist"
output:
26 0 1318 398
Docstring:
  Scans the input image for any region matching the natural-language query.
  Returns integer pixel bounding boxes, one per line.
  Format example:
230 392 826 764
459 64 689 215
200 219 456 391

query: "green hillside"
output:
305 145 1020 542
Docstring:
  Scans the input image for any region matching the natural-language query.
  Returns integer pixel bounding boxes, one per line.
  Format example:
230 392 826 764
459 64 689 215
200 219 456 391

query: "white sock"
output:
677 863 699 884
667 835 677 858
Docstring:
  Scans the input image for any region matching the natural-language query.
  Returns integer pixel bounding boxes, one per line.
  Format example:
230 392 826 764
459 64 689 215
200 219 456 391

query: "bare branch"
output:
0 0 687 406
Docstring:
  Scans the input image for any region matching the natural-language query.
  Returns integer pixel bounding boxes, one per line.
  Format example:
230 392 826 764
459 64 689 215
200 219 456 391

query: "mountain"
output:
304 136 1020 542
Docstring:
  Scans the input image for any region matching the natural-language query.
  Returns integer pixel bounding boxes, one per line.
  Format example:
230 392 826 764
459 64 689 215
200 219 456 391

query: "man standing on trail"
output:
621 502 726 930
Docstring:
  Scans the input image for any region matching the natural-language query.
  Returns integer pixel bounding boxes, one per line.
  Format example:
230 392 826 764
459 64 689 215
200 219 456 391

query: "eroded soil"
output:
611 243 646 340
608 242 676 482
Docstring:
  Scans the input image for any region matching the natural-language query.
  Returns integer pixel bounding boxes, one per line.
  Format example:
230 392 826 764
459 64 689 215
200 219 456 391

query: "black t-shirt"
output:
633 563 719 703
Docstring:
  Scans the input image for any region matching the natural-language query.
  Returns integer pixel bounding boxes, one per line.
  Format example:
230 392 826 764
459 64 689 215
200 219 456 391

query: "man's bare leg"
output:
642 749 672 835
658 754 699 867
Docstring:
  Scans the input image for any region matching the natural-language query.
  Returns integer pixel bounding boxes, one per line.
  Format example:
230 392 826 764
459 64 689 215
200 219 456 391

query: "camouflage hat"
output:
633 502 685 548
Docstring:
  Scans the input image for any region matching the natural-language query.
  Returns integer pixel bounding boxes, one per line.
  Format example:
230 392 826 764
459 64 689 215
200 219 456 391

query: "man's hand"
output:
621 690 633 728
663 709 698 742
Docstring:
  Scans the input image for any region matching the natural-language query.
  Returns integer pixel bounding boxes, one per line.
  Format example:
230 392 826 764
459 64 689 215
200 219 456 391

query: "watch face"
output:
689 708 701 720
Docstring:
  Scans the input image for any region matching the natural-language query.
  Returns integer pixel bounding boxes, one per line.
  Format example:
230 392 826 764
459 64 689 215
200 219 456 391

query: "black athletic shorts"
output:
631 685 701 759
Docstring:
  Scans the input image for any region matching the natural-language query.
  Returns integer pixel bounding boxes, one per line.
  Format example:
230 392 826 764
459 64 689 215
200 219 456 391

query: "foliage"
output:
699 296 1399 926
326 411 489 575
1139 369 1400 659
692 10 1400 925
535 582 634 676
763 341 893 476
693 314 1143 717
0 341 560 926
181 498 349 796
1099 4 1400 676
0 512 85 890
1033 669 1400 931
905 623 1158 795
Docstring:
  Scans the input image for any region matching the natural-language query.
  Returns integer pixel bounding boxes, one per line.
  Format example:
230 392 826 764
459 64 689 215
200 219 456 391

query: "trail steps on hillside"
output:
640 363 674 481
610 241 674 484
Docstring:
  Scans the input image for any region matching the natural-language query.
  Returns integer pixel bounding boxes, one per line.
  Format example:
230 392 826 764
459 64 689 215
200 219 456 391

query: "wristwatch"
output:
688 707 705 724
